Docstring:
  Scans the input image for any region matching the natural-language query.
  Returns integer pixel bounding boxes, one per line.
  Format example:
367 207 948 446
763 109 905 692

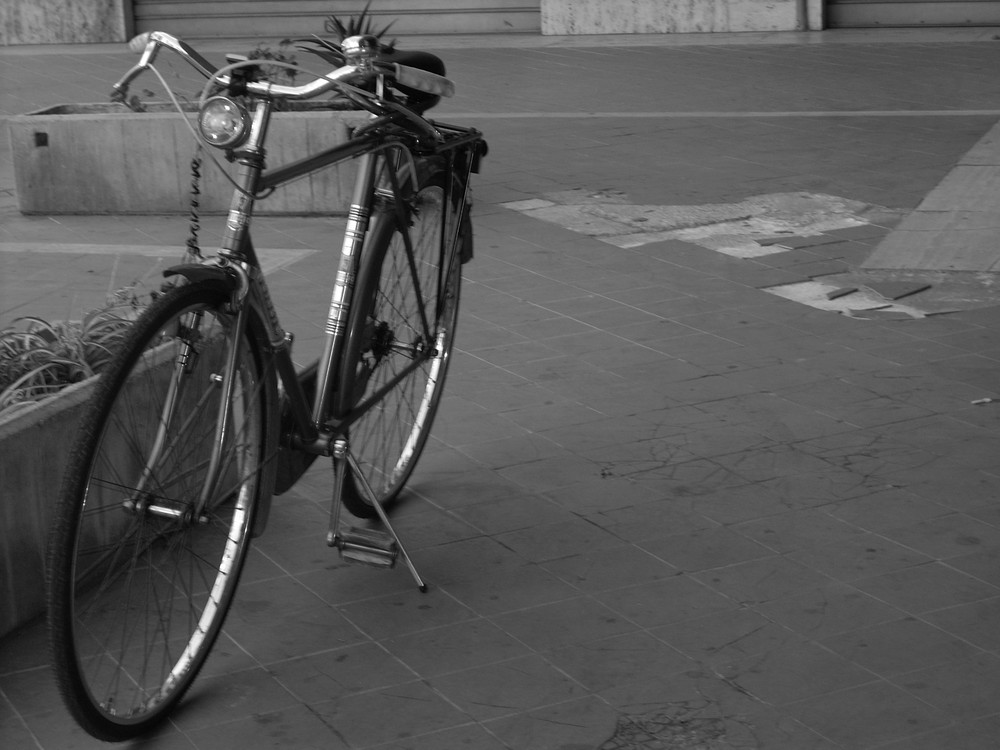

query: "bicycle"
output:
44 31 486 741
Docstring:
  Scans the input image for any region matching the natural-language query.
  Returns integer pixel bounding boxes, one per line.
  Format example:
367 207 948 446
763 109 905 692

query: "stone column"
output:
541 0 804 35
1 0 132 45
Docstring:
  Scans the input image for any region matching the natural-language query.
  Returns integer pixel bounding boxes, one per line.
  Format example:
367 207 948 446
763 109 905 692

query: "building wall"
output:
2 0 131 45
541 0 823 34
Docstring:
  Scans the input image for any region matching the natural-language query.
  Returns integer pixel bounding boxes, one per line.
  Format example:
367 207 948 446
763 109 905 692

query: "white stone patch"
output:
764 279 925 318
502 190 881 258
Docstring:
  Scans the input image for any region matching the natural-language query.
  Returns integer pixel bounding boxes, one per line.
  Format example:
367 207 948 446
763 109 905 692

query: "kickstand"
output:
329 439 427 592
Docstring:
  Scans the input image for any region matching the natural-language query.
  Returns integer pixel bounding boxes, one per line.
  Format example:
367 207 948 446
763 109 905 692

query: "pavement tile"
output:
876 715 1000 750
714 637 873 706
184 705 349 750
596 575 735 628
429 654 585 722
731 710 842 750
892 653 1000 721
0 717 41 750
452 431 566 470
450 493 568 535
495 453 606 492
484 695 618 750
401 536 528 585
25 707 199 750
223 595 365 664
787 531 933 581
268 642 414 704
0 666 59 720
585 495 714 542
613 455 749 499
878 511 1000 560
491 595 637 652
540 543 677 592
638 525 772 572
786 680 951 748
373 502 485 551
822 616 982 677
168 668 302 733
438 564 579 617
733 508 865 554
754 582 903 640
548 631 693 693
851 560 1000 613
335 589 477 642
693 555 834 606
495 516 621 563
382 618 530 678
0 622 49 675
602 670 759 722
945 547 1000 588
310 680 470 748
922 597 1000 653
823 486 953 531
713 442 839 484
653 607 797 666
372 723 512 750
686 481 821 526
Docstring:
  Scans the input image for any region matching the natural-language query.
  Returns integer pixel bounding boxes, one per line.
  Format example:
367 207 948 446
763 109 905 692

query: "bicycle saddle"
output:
380 48 447 112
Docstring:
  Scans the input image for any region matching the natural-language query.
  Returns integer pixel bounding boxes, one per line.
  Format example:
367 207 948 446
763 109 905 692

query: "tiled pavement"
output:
6 27 1000 750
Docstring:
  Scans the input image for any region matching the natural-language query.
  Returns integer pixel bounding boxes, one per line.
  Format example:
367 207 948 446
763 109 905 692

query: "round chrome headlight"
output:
197 96 249 149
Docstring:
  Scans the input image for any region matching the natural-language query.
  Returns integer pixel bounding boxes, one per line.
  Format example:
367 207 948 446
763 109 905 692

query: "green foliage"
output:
292 1 397 68
0 300 139 419
248 41 299 86
323 0 396 46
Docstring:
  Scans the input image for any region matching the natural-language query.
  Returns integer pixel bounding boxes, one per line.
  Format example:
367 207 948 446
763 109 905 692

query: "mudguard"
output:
163 263 240 290
164 263 279 536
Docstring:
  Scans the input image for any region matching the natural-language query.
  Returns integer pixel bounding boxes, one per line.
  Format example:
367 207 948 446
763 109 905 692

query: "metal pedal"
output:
334 527 398 569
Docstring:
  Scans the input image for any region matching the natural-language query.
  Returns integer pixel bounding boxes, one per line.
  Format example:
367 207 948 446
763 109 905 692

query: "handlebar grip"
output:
129 32 153 53
391 64 455 98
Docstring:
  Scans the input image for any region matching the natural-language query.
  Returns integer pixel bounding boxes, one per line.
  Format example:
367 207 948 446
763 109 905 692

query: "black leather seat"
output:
381 49 446 112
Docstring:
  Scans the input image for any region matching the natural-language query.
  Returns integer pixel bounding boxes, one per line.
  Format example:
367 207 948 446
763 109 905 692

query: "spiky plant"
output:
324 0 396 47
0 303 138 419
288 1 397 68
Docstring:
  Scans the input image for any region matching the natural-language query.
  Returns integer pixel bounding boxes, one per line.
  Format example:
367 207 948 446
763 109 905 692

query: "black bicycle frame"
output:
218 101 481 464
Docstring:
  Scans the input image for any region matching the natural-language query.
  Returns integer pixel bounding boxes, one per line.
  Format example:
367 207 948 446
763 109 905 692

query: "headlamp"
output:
197 96 250 149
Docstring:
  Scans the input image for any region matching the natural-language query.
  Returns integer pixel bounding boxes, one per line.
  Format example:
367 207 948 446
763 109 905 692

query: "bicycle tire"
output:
47 280 271 741
335 160 465 517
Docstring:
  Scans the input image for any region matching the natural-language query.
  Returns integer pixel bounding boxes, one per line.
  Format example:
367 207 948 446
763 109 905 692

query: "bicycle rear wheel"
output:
47 280 271 741
336 162 464 517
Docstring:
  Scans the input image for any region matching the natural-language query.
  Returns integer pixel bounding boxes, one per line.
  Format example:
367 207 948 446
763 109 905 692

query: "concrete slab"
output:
863 120 1000 272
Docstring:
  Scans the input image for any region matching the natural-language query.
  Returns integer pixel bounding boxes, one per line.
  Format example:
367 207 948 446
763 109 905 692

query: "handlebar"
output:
112 31 454 105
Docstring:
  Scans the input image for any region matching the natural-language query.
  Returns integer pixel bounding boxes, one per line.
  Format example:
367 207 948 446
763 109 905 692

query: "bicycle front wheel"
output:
47 280 271 741
336 163 464 517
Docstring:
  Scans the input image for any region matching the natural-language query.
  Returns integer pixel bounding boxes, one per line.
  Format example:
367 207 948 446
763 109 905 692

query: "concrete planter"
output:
0 379 93 637
8 103 368 216
0 340 205 638
541 0 807 34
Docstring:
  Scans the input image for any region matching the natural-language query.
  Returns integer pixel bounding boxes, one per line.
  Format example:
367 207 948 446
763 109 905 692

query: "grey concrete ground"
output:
5 27 1000 750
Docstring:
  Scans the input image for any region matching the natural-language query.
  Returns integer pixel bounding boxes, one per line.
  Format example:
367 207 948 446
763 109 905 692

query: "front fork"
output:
125 297 252 524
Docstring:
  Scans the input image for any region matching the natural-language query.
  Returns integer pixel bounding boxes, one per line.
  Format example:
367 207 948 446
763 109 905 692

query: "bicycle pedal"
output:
335 527 398 569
